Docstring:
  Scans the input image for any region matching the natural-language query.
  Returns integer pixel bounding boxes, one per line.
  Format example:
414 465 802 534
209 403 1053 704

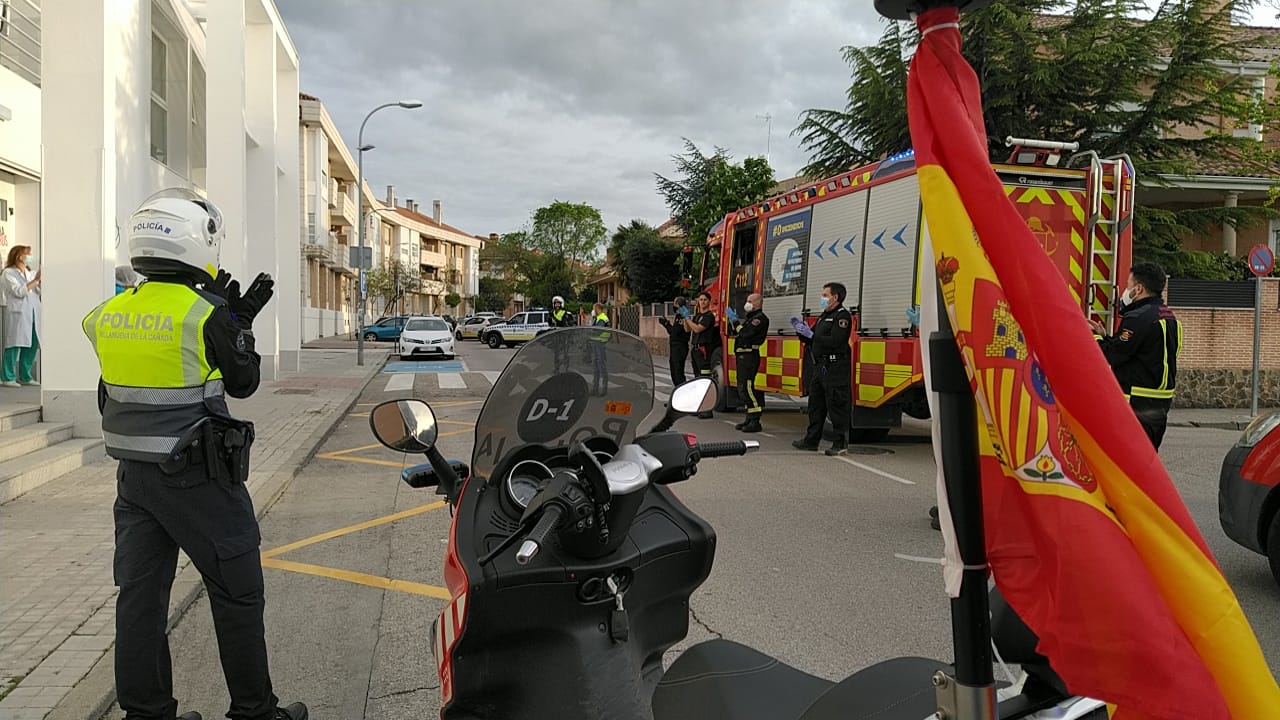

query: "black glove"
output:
230 272 274 322
207 269 238 302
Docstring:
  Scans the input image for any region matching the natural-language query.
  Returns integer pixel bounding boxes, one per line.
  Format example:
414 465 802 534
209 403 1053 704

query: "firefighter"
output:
731 292 769 433
792 282 853 456
1089 261 1182 449
550 295 572 327
683 290 721 419
82 190 307 720
656 295 691 385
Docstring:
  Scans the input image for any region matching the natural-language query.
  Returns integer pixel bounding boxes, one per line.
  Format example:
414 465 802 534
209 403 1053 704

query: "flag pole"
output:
873 3 998 718
927 280 996 719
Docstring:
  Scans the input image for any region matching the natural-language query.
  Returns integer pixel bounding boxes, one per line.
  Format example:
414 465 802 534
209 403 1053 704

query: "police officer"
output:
82 190 307 720
1089 261 1182 449
792 282 853 456
731 292 769 433
590 303 611 395
550 295 572 327
656 295 691 385
683 290 721 419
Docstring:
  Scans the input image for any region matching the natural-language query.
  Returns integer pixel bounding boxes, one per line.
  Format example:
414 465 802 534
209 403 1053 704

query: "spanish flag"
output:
909 7 1279 719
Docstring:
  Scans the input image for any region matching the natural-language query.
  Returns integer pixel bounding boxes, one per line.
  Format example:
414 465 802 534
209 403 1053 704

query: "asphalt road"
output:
135 339 1278 719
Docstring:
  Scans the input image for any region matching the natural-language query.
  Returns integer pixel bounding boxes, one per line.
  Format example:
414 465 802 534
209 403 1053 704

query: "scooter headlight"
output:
1238 409 1280 448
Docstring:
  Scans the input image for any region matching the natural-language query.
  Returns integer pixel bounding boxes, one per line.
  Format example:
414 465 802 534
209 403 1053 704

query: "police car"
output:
483 309 553 349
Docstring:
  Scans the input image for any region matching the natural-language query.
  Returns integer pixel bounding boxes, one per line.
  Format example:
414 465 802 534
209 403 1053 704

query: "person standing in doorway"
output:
2 245 41 387
1089 261 1182 449
792 282 853 456
731 292 769 433
683 290 721 419
657 295 691 385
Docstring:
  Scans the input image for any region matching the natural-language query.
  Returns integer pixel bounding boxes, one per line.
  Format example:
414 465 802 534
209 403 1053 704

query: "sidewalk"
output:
1168 407 1274 431
0 349 387 720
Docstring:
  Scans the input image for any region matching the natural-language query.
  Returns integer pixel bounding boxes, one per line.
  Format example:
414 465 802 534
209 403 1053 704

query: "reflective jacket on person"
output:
733 309 770 354
1098 296 1182 400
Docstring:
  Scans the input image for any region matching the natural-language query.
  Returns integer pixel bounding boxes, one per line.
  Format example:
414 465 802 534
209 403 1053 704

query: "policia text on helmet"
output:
82 188 308 720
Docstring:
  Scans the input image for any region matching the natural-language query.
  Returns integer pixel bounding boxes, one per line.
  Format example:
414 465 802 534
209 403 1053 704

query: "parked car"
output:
397 316 456 361
361 315 408 343
476 318 510 345
483 310 553 349
458 315 498 340
1218 409 1280 588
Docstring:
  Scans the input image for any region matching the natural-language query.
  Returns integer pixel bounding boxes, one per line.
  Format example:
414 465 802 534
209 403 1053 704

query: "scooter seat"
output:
654 639 952 720
654 639 834 720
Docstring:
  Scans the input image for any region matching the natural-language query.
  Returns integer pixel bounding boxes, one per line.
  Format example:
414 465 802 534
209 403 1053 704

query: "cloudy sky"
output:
275 1 1279 239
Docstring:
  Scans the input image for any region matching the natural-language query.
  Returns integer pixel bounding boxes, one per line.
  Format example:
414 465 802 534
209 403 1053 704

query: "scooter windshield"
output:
470 327 655 481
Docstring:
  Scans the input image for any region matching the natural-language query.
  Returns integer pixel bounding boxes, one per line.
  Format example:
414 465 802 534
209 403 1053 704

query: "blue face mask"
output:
819 296 830 309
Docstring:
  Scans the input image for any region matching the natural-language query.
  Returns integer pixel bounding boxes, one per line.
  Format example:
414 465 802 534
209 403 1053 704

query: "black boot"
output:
697 410 714 419
734 419 747 430
824 444 848 457
741 418 762 433
792 439 819 451
275 702 309 720
178 713 203 720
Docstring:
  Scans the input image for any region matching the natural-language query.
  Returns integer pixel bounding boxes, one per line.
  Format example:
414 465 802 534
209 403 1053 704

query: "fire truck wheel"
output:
713 363 737 412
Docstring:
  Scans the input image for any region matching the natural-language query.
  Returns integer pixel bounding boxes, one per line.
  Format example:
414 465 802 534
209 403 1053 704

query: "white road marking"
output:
480 371 501 384
895 553 945 565
383 373 415 393
833 456 916 485
438 373 466 389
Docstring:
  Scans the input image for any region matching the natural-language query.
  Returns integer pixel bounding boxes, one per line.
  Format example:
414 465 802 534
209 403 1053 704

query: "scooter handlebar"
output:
698 440 759 458
516 503 565 565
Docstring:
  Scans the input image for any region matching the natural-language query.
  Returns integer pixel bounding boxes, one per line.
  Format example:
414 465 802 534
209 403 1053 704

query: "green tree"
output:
655 140 776 248
365 259 422 317
529 201 607 269
444 292 462 310
622 232 682 303
519 252 577 309
476 277 509 313
607 219 661 289
794 0 1277 278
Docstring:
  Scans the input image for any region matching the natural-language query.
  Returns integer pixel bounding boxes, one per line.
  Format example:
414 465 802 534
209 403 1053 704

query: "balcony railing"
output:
332 233 356 277
0 0 41 86
332 191 356 227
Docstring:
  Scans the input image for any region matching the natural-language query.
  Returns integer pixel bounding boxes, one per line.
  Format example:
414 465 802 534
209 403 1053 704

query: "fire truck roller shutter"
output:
803 191 869 320
858 176 921 332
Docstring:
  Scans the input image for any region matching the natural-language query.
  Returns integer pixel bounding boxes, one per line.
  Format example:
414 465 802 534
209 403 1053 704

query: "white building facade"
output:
0 0 42 329
37 0 300 436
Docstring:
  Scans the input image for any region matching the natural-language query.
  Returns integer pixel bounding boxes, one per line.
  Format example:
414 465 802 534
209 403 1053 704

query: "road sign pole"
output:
1247 243 1274 417
1253 275 1262 417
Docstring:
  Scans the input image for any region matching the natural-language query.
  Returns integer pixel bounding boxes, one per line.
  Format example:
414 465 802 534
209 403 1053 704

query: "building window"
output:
190 54 207 187
150 33 168 163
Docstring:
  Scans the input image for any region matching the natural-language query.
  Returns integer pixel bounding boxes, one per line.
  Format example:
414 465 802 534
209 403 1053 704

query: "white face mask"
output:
1120 287 1136 306
743 302 754 312
818 295 830 309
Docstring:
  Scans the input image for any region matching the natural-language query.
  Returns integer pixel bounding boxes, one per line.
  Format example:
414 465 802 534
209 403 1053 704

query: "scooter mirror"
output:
670 378 717 415
369 399 439 453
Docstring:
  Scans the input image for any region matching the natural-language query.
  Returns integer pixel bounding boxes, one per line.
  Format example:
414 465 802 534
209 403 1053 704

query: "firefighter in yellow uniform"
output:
82 190 307 720
731 292 769 433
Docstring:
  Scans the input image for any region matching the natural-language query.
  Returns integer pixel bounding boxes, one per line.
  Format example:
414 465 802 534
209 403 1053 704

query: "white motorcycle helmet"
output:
127 188 224 283
552 295 564 307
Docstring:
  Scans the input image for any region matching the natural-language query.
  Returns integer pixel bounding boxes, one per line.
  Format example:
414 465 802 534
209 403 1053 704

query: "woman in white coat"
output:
2 244 41 387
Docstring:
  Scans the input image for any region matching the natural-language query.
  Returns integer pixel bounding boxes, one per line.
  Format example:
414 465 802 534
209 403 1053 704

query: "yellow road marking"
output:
260 557 451 599
352 412 369 417
262 501 447 558
438 419 475 427
319 442 384 458
313 455 409 469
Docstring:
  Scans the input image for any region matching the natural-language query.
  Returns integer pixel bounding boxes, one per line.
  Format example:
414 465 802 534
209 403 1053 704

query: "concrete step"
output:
0 438 108 503
0 403 41 432
0 421 75 462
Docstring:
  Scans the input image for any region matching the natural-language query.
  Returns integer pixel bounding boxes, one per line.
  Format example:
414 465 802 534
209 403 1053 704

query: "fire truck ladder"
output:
1074 151 1134 330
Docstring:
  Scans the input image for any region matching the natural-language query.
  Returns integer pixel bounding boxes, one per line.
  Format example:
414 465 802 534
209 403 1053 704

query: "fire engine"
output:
698 138 1134 441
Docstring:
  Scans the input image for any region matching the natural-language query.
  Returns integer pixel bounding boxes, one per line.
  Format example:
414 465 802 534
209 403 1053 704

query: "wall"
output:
0 65 41 178
1172 277 1280 408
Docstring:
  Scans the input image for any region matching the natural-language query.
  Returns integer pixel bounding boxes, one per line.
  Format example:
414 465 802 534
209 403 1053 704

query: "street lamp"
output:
357 99 423 366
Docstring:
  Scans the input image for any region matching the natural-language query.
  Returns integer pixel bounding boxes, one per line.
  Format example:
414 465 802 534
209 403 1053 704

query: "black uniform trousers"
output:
114 458 276 720
736 351 764 417
803 361 851 446
1130 396 1171 450
669 341 689 386
691 343 719 378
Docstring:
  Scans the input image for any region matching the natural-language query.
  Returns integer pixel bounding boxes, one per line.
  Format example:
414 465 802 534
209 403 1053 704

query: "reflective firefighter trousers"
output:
736 351 763 418
113 457 277 720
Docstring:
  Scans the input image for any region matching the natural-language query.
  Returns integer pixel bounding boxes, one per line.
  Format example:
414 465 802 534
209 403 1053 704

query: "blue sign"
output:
765 209 812 298
1249 244 1274 277
767 209 811 240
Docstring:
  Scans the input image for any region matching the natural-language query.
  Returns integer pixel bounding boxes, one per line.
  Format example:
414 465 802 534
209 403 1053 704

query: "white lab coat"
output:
2 266 40 348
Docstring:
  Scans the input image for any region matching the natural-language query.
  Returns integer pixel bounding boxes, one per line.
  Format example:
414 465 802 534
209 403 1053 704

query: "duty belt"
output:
817 353 848 364
735 344 761 354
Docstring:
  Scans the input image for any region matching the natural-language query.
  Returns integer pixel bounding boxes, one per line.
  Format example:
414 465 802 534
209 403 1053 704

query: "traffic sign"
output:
1248 243 1274 277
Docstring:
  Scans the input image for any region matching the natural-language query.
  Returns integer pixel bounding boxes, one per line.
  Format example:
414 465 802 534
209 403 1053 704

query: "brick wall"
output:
1171 277 1279 407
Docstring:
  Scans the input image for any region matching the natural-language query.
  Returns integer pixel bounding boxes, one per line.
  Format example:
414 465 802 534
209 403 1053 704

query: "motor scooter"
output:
368 328 1106 719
